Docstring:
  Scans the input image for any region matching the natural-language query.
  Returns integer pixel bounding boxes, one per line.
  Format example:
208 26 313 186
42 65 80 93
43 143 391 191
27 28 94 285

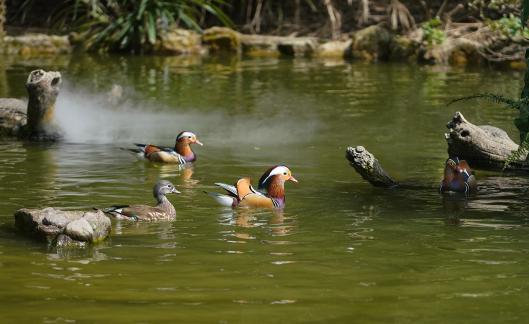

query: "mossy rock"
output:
3 34 71 56
389 35 418 61
202 27 241 54
154 28 203 55
347 25 393 61
315 40 352 59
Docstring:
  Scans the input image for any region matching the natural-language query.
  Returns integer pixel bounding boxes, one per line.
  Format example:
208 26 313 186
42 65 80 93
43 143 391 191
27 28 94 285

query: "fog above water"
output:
55 83 320 146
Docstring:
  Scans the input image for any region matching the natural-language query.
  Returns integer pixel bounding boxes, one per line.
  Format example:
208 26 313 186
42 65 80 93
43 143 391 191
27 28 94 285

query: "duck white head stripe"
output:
177 131 195 140
261 166 290 185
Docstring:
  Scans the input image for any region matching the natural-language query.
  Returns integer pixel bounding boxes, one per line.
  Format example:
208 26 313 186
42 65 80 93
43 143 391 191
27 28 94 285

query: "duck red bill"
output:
289 176 299 183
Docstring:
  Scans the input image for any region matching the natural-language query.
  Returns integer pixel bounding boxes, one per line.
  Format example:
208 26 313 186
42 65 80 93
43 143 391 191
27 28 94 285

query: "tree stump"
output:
0 69 63 140
26 69 62 140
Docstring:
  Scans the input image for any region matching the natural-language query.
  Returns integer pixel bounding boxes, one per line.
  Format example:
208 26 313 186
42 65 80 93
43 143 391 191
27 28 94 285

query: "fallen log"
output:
347 112 528 188
446 111 528 171
346 145 437 190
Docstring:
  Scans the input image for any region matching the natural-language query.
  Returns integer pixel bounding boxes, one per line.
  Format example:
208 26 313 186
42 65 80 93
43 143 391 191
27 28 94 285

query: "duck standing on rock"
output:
103 180 180 221
440 157 477 194
206 165 298 208
129 131 203 164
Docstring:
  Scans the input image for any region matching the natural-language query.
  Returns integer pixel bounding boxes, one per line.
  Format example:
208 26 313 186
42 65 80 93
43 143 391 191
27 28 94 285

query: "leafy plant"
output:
488 14 529 38
422 18 445 46
20 0 232 52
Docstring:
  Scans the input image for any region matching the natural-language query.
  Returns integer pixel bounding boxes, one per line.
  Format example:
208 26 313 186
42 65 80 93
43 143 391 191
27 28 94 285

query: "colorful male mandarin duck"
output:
440 157 477 194
132 131 203 164
207 165 298 208
103 180 180 221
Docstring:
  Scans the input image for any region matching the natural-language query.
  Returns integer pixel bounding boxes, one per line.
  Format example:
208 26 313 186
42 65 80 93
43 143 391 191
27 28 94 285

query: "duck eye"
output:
188 136 192 139
283 172 287 175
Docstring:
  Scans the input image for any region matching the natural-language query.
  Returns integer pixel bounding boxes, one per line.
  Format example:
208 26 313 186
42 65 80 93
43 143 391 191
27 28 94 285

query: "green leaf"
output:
447 93 523 110
522 0 529 26
146 13 157 44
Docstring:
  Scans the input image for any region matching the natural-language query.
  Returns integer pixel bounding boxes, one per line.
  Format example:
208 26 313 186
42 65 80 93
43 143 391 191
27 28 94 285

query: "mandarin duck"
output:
103 180 180 221
206 165 298 208
131 131 203 164
440 157 477 194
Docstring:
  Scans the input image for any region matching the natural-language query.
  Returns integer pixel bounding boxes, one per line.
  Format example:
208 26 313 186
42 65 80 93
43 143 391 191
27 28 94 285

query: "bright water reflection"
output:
1 55 529 322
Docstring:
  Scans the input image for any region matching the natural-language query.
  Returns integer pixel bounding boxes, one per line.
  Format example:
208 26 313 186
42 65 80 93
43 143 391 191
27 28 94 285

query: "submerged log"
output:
446 111 528 170
0 69 62 140
345 146 399 188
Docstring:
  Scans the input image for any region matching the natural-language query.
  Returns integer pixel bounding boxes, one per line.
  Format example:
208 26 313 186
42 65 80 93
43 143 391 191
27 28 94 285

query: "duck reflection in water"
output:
442 194 468 225
218 208 295 239
156 163 196 184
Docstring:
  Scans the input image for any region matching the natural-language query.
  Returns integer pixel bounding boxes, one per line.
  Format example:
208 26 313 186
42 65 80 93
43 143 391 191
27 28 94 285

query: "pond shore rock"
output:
14 208 111 247
153 28 204 55
346 25 393 61
3 34 71 56
315 39 352 59
0 98 27 137
202 27 318 57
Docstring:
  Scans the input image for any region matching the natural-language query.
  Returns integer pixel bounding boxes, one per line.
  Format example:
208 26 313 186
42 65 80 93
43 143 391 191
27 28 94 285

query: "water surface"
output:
1 55 529 323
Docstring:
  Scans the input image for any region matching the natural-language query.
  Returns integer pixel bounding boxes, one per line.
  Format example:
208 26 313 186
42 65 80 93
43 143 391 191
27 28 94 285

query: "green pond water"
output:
1 55 529 323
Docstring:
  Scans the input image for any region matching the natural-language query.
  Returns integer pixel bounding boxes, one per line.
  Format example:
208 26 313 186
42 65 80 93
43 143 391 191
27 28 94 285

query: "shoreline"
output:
1 24 527 69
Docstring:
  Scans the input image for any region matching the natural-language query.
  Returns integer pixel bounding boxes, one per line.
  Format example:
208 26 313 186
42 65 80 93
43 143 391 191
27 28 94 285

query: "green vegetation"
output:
20 0 232 51
489 14 529 38
421 18 445 46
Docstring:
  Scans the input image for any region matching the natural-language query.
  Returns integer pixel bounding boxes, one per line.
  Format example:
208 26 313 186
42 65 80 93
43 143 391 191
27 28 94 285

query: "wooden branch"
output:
445 111 529 170
345 146 399 188
435 0 449 18
324 0 342 40
358 0 370 26
25 69 62 141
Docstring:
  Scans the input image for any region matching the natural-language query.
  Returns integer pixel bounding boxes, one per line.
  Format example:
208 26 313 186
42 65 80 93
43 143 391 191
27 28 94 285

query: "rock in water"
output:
83 210 112 243
14 208 111 247
65 218 94 242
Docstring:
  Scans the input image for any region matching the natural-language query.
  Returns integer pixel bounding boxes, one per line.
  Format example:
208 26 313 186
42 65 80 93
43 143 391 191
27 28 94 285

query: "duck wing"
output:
239 193 275 208
235 177 261 200
117 205 169 221
146 150 187 164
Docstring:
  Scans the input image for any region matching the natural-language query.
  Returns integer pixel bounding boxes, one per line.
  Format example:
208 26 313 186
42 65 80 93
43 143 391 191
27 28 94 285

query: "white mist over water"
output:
54 84 319 147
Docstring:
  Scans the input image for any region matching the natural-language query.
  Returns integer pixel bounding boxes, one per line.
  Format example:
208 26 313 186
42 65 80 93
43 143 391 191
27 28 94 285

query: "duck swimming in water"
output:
130 131 203 164
206 165 298 208
103 180 180 221
440 157 477 194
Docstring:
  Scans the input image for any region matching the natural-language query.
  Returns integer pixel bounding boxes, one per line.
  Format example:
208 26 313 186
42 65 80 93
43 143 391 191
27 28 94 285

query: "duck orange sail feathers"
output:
103 180 180 221
129 131 203 164
440 157 477 194
206 165 298 208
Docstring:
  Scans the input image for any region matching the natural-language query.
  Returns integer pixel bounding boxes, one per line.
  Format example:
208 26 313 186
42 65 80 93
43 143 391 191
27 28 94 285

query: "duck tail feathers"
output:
214 183 238 197
204 191 236 207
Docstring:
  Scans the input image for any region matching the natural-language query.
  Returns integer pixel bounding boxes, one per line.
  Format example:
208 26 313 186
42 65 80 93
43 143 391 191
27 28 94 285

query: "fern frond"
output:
504 133 529 170
448 93 525 110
